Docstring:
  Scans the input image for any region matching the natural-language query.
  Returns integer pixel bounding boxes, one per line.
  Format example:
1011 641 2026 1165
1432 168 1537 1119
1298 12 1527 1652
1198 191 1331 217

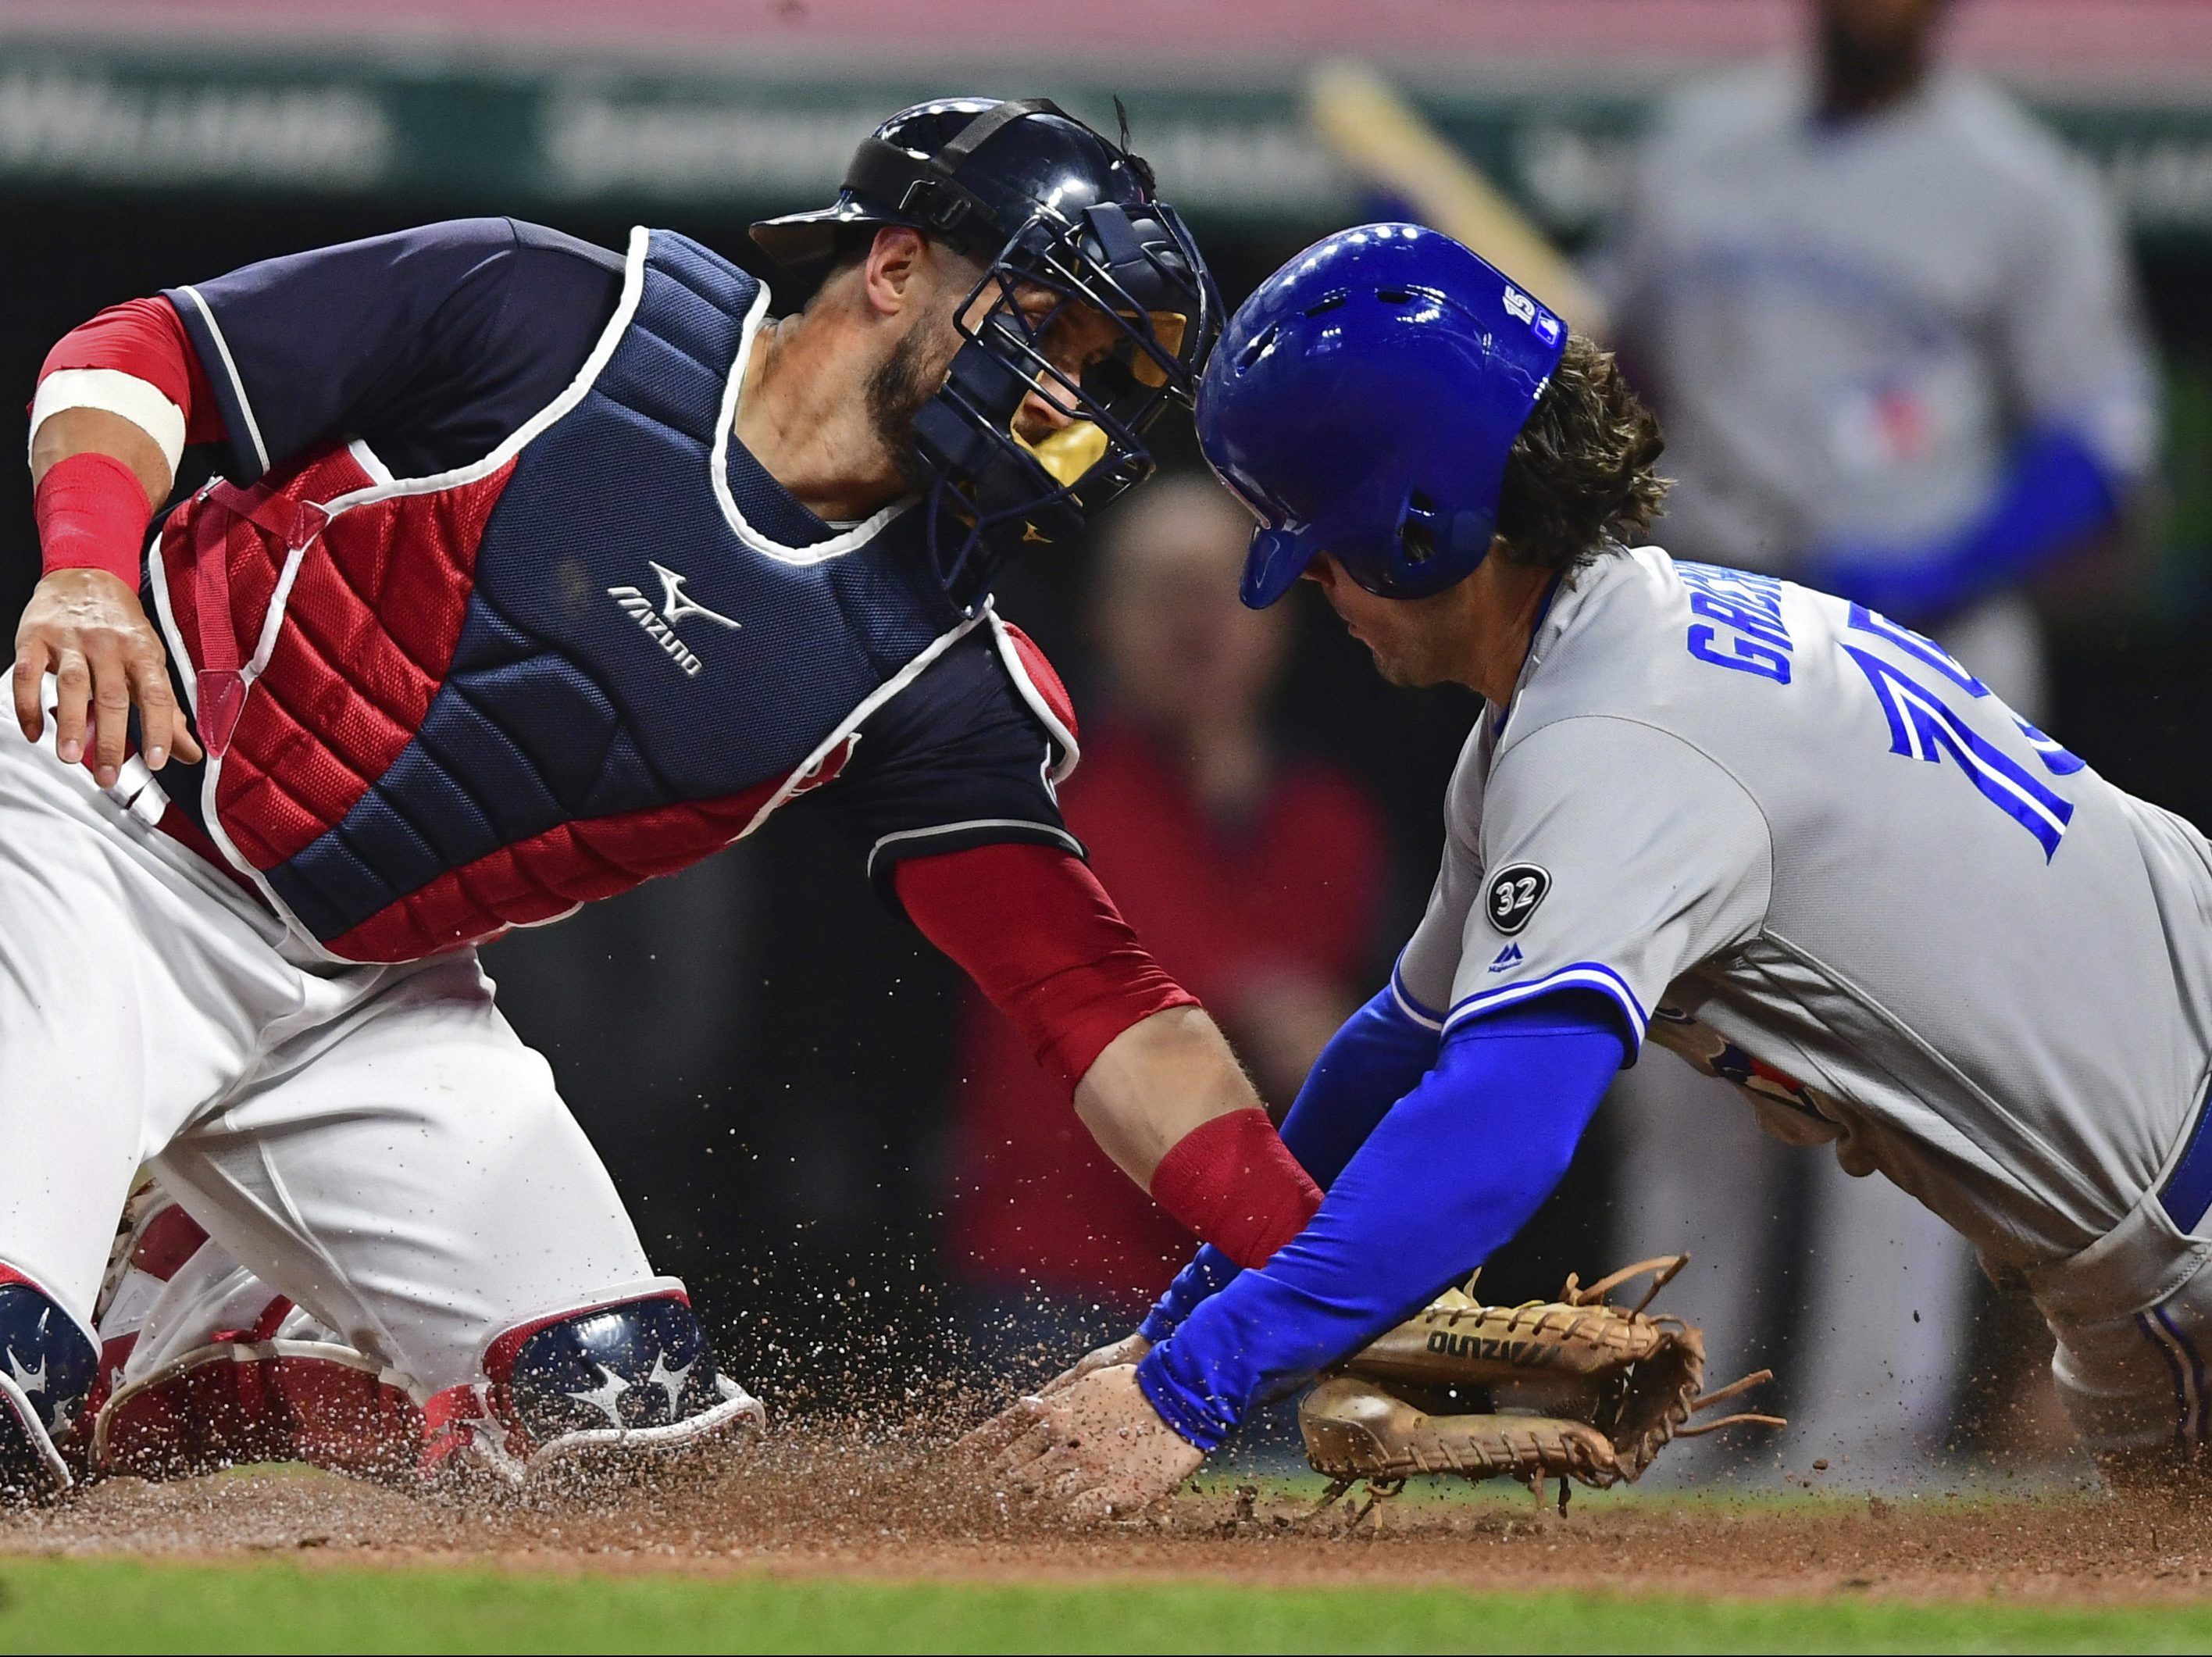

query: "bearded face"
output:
865 258 1131 504
864 318 947 496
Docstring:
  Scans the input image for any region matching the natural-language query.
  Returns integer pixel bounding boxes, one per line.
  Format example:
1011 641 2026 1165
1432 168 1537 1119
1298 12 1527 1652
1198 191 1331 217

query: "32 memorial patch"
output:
1485 862 1550 935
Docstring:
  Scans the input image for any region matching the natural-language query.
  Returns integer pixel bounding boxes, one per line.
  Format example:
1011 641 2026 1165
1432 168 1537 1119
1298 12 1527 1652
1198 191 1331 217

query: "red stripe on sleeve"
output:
894 841 1198 1091
38 295 226 445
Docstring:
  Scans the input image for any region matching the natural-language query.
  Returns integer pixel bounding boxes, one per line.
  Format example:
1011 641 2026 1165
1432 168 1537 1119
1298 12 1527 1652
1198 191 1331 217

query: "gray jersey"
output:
1599 63 2156 575
1395 549 2212 1271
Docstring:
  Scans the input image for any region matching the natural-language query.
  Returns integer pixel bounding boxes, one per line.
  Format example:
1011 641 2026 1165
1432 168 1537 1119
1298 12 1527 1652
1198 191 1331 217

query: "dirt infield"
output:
0 1423 2205 1609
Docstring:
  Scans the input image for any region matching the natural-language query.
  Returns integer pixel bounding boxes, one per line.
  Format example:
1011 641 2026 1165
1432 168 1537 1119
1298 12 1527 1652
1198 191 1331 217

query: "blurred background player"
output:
948 478 1385 1366
1591 0 2159 1479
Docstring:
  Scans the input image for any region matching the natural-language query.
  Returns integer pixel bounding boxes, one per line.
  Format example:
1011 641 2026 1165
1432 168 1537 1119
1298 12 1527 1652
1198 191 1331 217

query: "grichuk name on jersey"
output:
607 561 739 678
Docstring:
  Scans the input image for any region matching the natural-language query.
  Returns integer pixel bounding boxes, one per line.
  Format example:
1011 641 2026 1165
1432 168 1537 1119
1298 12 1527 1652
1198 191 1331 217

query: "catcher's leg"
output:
0 723 280 1499
89 1185 424 1481
149 952 762 1484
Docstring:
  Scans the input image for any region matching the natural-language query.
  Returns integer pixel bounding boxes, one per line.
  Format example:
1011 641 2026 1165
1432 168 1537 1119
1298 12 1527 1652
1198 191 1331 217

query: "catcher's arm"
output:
21 298 213 782
895 847 1320 1269
1023 977 1443 1402
1136 993 1626 1452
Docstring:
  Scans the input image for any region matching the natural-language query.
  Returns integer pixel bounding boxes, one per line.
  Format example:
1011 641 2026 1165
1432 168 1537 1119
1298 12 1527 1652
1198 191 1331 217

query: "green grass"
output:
0 1556 2200 1655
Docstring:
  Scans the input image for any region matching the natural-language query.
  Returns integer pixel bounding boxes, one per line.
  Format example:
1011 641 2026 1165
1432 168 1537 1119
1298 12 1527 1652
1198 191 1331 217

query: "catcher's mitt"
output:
1299 1255 1781 1508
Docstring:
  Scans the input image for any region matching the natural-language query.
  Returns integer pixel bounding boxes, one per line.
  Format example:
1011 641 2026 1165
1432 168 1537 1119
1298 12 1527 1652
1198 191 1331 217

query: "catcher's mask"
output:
751 97 1221 611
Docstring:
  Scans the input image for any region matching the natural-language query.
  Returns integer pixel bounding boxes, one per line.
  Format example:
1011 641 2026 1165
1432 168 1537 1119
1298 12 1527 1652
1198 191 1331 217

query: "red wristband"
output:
34 451 153 588
1149 1108 1324 1270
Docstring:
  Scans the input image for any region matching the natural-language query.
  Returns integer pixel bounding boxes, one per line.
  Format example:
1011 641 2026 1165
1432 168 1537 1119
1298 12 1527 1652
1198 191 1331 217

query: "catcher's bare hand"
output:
989 1363 1202 1520
14 569 200 785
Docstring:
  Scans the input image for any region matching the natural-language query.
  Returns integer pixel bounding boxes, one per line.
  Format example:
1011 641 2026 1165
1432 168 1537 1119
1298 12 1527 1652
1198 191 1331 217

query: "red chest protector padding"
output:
159 451 859 958
160 448 499 872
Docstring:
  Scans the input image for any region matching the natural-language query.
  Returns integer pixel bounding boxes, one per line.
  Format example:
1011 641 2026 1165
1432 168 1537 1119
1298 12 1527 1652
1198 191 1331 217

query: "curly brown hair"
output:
1493 333 1670 573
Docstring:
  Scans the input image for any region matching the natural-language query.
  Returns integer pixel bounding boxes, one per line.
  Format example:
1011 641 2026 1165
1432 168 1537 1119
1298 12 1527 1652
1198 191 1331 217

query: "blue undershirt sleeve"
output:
1133 993 1628 1451
1279 981 1444 1189
1136 983 1440 1343
1810 423 2121 627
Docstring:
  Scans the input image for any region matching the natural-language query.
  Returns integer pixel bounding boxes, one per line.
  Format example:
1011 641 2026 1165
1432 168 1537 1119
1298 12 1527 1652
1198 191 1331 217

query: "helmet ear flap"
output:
1444 505 1495 559
1393 491 1497 592
1240 524 1319 610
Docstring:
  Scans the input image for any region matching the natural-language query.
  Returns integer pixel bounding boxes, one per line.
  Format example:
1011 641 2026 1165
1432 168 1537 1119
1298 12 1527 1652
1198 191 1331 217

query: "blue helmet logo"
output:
1195 223 1568 609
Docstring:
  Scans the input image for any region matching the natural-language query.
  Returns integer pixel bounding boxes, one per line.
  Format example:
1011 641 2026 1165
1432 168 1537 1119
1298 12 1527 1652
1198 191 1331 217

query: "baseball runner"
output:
1594 0 2157 1471
986 224 2212 1513
7 99 1335 1498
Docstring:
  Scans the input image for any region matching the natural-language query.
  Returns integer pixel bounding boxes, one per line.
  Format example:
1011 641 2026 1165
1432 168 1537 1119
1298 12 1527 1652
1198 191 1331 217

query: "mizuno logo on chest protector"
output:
654 562 739 630
607 560 739 678
156 230 962 966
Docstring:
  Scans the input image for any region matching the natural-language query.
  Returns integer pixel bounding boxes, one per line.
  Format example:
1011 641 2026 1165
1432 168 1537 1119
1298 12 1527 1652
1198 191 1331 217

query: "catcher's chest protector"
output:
152 229 965 962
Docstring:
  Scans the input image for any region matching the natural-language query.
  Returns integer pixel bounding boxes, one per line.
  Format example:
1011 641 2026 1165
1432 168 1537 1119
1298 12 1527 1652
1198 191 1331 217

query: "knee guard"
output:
0 1272 98 1501
437 1294 762 1480
90 1191 423 1484
94 1317 425 1486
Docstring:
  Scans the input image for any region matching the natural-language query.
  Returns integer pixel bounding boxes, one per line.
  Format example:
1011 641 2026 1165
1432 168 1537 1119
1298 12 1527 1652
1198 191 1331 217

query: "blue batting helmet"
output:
1196 223 1567 609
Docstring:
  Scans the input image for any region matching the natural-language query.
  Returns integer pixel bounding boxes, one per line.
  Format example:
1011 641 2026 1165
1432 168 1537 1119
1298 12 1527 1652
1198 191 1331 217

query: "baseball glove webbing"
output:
1300 1255 1784 1516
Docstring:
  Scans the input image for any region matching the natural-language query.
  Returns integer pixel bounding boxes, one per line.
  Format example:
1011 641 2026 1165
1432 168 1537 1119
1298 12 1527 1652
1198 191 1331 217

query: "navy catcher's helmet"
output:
753 98 1221 606
1196 223 1566 609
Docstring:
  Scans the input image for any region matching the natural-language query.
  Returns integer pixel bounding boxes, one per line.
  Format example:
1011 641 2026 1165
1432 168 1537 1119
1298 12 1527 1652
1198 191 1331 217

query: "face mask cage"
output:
916 199 1220 609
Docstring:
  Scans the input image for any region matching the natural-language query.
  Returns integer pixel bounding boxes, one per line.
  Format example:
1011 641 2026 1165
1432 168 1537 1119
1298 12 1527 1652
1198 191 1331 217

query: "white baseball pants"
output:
0 722 676 1399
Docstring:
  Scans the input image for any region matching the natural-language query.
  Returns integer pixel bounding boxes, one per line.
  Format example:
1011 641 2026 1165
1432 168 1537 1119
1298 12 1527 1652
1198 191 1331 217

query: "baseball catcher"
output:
5 101 1340 1498
986 223 2212 1514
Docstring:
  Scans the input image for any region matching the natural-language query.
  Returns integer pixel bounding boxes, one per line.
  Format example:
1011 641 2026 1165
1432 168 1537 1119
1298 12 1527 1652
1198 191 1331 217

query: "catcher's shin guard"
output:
0 1270 99 1502
426 1293 764 1482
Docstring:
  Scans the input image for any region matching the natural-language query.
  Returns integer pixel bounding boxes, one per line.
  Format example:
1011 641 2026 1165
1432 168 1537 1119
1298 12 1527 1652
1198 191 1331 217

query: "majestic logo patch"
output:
1485 862 1550 935
608 561 740 678
1488 943 1524 973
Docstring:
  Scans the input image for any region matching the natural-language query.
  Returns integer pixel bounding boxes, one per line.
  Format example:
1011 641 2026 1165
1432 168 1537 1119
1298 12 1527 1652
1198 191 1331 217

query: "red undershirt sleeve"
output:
895 841 1324 1269
31 297 230 584
894 841 1197 1091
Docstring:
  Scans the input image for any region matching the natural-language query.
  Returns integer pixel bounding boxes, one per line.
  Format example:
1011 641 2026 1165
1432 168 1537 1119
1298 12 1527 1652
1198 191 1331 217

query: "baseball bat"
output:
1304 59 1607 339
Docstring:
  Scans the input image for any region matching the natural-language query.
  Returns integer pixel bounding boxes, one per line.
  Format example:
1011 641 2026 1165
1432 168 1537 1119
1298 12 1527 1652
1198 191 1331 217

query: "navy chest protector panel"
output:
243 230 961 958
